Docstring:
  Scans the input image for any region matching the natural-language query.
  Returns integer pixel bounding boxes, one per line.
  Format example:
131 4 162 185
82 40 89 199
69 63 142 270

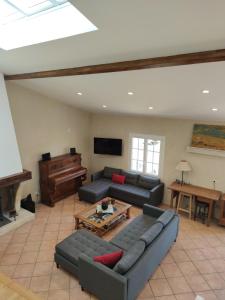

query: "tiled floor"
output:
0 195 225 300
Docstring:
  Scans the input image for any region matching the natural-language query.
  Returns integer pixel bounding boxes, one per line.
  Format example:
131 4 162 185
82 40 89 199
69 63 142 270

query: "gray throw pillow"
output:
121 170 139 185
137 175 160 189
113 240 145 274
103 167 121 179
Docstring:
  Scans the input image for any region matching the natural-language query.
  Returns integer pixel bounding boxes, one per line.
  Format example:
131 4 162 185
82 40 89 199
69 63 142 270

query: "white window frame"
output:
128 133 165 178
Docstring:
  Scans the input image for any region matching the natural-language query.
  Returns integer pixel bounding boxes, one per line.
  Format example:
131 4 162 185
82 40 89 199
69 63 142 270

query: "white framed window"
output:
129 133 165 177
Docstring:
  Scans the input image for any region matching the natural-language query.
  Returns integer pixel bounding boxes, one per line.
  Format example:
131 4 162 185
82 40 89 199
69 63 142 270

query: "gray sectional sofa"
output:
78 166 164 207
54 204 179 300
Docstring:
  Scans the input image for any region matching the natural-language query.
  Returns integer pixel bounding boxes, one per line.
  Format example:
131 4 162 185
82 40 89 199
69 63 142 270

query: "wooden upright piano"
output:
39 153 87 207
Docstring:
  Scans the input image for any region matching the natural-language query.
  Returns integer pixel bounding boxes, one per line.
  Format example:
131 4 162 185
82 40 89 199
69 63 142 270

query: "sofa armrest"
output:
143 204 165 218
78 254 127 300
91 170 104 182
149 183 164 206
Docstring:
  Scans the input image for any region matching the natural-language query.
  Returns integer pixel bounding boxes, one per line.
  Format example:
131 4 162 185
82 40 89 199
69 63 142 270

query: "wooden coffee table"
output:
74 198 131 236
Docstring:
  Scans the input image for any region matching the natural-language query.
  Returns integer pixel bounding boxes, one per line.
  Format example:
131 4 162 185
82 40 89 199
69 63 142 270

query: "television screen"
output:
94 137 122 156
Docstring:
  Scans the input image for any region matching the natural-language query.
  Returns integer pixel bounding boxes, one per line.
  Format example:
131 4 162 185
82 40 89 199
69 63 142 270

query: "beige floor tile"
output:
175 293 195 300
0 265 17 277
152 266 165 279
162 254 174 264
18 251 38 264
194 260 216 274
33 262 53 276
0 253 21 266
186 249 206 261
167 276 191 294
185 274 210 292
170 250 190 263
13 277 31 289
49 272 70 290
138 282 154 299
161 263 182 278
214 289 225 300
30 275 51 292
35 291 48 300
196 291 217 300
23 241 41 252
70 275 80 289
155 296 176 300
177 261 199 276
5 243 24 255
37 250 54 262
70 287 91 300
13 263 35 278
48 289 70 300
203 273 225 289
208 258 225 272
149 279 173 297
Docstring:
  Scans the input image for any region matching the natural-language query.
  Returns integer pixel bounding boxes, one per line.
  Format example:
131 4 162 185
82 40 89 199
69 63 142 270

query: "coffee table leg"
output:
126 208 131 219
75 217 79 230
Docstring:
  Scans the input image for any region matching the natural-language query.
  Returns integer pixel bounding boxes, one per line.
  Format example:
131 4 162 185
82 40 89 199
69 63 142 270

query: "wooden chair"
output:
176 192 193 219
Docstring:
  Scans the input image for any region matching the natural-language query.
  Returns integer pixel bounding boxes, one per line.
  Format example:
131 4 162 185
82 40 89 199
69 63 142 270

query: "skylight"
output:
0 0 97 50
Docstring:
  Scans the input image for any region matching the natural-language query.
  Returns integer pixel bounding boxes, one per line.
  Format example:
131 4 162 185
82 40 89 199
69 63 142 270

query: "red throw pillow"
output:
112 173 126 184
93 250 123 267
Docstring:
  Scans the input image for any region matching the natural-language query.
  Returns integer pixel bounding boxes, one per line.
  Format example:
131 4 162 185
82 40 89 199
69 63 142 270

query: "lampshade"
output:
176 160 192 172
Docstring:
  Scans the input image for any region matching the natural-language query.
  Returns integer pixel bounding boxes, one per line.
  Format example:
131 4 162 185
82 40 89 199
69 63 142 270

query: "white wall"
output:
0 74 22 178
90 113 225 204
6 82 91 199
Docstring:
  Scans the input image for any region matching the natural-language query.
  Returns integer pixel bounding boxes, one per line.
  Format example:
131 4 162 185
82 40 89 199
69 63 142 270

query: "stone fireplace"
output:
0 170 34 235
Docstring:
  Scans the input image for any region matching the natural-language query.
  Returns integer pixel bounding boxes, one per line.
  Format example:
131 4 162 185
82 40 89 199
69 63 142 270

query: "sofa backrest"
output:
156 210 175 227
103 166 121 179
137 175 160 189
140 222 163 246
113 240 145 275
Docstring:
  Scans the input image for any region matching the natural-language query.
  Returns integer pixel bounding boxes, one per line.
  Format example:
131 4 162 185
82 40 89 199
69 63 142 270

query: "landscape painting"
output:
191 124 225 151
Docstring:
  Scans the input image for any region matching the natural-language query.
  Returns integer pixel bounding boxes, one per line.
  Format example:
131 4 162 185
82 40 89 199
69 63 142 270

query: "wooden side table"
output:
219 194 225 226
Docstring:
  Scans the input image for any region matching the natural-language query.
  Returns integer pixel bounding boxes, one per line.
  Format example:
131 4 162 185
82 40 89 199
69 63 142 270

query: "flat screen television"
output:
94 137 122 156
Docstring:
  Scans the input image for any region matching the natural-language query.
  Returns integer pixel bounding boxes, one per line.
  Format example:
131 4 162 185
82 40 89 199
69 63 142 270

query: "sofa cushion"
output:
94 250 123 268
121 170 139 185
157 210 175 227
112 173 125 184
113 240 145 274
140 222 163 246
110 184 150 205
55 229 120 266
110 214 156 250
137 175 160 190
103 167 121 179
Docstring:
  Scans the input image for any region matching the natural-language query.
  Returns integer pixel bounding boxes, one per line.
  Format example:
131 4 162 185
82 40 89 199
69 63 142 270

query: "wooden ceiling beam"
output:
4 48 225 80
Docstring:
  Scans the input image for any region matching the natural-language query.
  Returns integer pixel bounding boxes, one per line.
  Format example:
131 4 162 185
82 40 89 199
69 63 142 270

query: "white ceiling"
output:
1 0 225 121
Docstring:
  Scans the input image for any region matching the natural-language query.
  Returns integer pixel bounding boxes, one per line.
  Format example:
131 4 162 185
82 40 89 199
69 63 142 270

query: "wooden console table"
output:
168 182 221 226
219 194 225 226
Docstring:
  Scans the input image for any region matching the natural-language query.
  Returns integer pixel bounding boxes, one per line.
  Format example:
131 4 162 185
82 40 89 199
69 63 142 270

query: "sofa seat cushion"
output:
140 222 163 246
137 175 160 189
103 167 121 179
56 229 120 266
113 240 145 274
110 184 150 204
110 214 156 250
157 210 175 227
78 179 112 203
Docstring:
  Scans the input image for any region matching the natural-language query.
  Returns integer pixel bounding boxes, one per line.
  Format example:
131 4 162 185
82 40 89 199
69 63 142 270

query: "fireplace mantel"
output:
0 170 32 188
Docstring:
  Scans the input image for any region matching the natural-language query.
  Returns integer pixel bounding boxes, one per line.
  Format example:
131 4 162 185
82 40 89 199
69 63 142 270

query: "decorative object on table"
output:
191 124 225 151
176 160 192 184
70 147 76 155
41 152 51 161
101 200 109 210
97 203 114 214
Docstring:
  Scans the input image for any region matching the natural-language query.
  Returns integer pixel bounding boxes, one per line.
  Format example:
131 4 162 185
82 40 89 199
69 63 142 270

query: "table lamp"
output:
176 160 192 184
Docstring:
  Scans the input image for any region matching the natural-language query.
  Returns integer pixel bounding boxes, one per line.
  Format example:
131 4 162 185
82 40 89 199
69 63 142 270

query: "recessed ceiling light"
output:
128 92 134 95
102 105 107 108
202 90 210 94
148 106 153 110
211 107 218 112
77 92 82 96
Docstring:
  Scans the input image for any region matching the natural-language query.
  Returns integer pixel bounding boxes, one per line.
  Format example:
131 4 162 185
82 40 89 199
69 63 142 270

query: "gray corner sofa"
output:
54 204 179 300
78 166 164 207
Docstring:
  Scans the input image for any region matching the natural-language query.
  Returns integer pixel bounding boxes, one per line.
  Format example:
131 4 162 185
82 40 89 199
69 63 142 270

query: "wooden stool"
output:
176 192 193 219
